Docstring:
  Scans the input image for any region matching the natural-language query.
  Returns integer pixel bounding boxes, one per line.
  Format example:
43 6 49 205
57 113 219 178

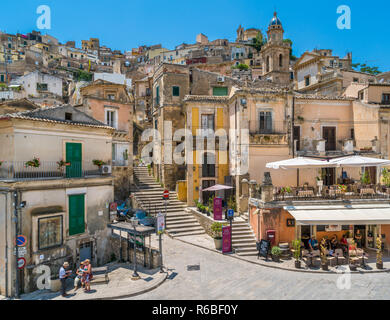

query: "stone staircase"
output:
231 218 258 257
132 167 205 237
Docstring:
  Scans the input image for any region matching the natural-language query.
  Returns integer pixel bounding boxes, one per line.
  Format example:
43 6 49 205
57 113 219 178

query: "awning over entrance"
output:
284 204 390 225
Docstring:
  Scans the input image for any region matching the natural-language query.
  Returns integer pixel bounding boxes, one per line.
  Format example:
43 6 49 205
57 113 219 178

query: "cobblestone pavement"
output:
18 263 166 300
123 235 390 300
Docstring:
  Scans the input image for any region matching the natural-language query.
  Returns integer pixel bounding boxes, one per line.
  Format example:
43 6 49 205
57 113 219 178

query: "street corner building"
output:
0 105 117 296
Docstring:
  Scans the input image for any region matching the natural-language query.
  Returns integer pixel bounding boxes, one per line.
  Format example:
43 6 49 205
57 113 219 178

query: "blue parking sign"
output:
227 209 234 218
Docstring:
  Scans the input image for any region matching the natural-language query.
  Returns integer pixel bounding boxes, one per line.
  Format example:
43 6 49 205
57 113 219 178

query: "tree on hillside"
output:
351 63 381 75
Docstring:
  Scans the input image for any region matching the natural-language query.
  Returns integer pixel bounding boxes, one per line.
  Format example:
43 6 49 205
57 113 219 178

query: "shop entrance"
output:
301 225 311 249
354 225 366 248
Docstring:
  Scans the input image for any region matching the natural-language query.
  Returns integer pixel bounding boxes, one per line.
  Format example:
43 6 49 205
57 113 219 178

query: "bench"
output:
91 266 109 285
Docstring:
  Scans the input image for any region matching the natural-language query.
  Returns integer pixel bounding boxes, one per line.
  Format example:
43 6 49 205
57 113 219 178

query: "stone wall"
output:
110 234 160 269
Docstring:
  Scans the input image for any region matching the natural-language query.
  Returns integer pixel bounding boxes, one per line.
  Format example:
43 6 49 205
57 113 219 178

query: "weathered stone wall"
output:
110 234 160 269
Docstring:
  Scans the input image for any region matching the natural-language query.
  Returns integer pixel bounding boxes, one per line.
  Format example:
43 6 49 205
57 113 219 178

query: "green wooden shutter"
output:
213 87 228 96
66 143 82 178
68 194 85 236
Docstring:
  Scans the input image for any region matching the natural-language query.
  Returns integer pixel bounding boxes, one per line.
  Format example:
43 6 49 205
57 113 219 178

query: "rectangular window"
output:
0 75 4 82
382 94 390 104
172 86 180 96
106 110 116 128
156 86 160 105
259 111 272 134
212 87 228 96
305 76 310 86
201 114 214 130
37 83 48 91
112 143 116 161
316 225 326 232
353 78 359 82
68 194 85 236
65 112 72 121
38 215 63 250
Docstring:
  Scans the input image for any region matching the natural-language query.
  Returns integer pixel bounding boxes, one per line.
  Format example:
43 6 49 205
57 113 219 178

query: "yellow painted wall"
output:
176 180 187 202
192 107 200 201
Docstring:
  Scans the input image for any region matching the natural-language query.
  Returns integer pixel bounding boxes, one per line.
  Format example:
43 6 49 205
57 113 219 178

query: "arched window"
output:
279 54 283 67
266 56 270 72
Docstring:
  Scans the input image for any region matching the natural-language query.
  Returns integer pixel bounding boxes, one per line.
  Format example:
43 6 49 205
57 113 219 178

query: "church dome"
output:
269 12 282 27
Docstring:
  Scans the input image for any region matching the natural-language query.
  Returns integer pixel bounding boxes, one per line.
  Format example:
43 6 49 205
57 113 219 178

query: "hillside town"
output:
1 11 390 300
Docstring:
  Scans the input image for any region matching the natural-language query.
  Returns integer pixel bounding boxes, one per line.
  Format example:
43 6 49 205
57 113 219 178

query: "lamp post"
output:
130 220 140 280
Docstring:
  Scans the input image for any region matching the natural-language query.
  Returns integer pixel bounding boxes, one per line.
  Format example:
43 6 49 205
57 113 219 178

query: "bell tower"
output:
260 12 291 84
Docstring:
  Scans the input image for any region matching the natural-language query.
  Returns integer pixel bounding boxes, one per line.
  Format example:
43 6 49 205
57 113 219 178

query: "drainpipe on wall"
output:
13 190 19 298
0 191 9 297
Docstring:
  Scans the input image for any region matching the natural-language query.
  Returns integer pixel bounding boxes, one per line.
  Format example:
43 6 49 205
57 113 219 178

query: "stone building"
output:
0 105 114 296
260 12 291 85
293 49 376 95
77 80 134 200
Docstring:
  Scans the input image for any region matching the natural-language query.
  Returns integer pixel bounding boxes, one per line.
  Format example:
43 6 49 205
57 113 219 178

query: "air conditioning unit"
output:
101 165 112 174
217 76 225 82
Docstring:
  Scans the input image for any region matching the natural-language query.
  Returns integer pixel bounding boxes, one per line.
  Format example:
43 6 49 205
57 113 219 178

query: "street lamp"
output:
130 219 140 280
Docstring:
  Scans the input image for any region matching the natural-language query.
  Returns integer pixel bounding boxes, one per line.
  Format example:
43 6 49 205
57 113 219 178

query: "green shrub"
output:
271 246 281 256
211 222 223 239
292 240 301 261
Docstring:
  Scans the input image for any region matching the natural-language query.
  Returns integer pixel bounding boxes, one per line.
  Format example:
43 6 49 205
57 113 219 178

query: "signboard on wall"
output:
213 197 223 220
325 225 341 232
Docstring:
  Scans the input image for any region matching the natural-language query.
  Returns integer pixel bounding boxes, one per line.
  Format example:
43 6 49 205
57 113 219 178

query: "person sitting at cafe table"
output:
340 234 348 255
308 236 319 251
330 235 338 250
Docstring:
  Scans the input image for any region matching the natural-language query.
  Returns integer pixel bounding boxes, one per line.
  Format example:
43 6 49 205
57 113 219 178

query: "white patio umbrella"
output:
202 184 233 191
328 155 390 167
265 157 336 170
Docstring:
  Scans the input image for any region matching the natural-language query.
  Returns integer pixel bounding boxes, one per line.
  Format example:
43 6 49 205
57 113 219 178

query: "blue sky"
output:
1 0 389 71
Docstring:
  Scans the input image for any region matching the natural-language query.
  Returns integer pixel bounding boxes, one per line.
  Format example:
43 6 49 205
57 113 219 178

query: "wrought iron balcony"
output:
0 161 111 181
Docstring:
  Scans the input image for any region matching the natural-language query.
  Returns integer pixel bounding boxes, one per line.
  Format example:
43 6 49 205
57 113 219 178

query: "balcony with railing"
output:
249 120 288 145
0 160 111 181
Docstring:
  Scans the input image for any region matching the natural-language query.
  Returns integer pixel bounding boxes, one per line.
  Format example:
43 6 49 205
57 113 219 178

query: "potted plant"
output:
205 206 210 216
271 246 281 262
211 222 223 250
25 157 40 168
92 159 106 168
320 238 329 270
50 274 61 292
56 160 70 171
123 149 129 166
337 184 347 193
292 239 301 268
376 235 383 269
360 170 371 185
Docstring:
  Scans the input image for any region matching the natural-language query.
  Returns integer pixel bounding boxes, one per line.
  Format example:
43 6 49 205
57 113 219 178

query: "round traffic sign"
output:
17 257 26 269
15 235 27 247
163 189 169 199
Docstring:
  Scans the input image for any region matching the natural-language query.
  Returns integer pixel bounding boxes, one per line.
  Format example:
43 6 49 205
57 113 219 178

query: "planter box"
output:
214 238 222 250
50 278 61 292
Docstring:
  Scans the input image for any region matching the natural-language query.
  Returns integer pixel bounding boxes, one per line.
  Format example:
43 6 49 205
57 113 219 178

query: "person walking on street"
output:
59 262 72 297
